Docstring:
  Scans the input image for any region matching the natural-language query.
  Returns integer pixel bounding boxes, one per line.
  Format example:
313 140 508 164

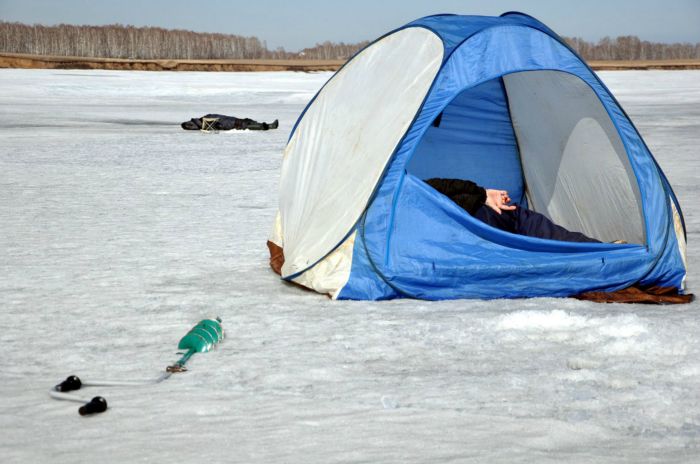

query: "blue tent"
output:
268 12 688 300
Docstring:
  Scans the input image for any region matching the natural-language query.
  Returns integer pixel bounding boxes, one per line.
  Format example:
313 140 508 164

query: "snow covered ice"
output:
1 69 700 462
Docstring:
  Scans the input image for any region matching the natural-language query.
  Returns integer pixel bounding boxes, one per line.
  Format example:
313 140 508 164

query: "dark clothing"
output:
473 204 600 243
426 177 600 243
425 178 485 215
181 114 279 131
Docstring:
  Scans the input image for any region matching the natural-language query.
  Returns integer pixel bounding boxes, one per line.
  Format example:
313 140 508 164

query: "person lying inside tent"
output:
180 114 279 131
426 178 601 243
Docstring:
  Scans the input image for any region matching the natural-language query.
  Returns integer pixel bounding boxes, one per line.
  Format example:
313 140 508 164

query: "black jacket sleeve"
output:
425 178 486 215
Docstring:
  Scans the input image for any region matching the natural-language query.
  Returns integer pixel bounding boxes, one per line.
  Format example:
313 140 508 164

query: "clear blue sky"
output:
1 0 699 51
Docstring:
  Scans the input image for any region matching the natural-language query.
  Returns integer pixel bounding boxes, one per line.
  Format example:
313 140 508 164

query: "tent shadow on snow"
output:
267 12 690 302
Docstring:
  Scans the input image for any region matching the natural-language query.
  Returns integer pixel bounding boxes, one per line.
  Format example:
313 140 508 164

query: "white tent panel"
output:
504 71 645 244
292 232 357 299
671 199 687 290
279 27 443 278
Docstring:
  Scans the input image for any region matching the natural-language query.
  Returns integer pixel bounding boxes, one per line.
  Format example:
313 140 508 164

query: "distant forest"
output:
1 21 698 61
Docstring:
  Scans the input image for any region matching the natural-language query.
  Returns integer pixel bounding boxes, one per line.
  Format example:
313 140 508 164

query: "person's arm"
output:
426 178 515 215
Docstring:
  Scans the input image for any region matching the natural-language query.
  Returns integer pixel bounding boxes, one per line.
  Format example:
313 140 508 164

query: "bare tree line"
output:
0 21 365 60
0 22 269 59
565 35 700 60
0 21 698 61
299 40 370 60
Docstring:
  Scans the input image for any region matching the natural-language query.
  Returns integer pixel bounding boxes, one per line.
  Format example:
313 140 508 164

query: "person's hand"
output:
485 189 516 214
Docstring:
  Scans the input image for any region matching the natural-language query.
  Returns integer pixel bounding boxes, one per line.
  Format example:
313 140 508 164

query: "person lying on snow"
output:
181 114 279 131
426 178 601 243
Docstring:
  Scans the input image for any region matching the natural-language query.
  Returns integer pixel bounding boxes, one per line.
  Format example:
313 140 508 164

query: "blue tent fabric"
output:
407 78 526 205
284 12 687 301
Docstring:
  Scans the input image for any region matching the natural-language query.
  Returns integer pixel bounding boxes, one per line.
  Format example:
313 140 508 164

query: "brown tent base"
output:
267 240 284 276
575 285 693 304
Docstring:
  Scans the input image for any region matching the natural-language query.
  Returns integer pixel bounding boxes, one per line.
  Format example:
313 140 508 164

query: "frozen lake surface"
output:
1 69 699 462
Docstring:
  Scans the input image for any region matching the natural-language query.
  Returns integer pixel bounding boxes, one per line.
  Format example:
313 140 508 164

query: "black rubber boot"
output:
246 120 279 131
245 121 267 130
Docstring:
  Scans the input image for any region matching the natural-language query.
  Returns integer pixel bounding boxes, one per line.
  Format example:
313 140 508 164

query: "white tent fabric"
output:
270 211 355 299
292 232 357 299
671 199 687 289
278 27 443 278
504 71 645 244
